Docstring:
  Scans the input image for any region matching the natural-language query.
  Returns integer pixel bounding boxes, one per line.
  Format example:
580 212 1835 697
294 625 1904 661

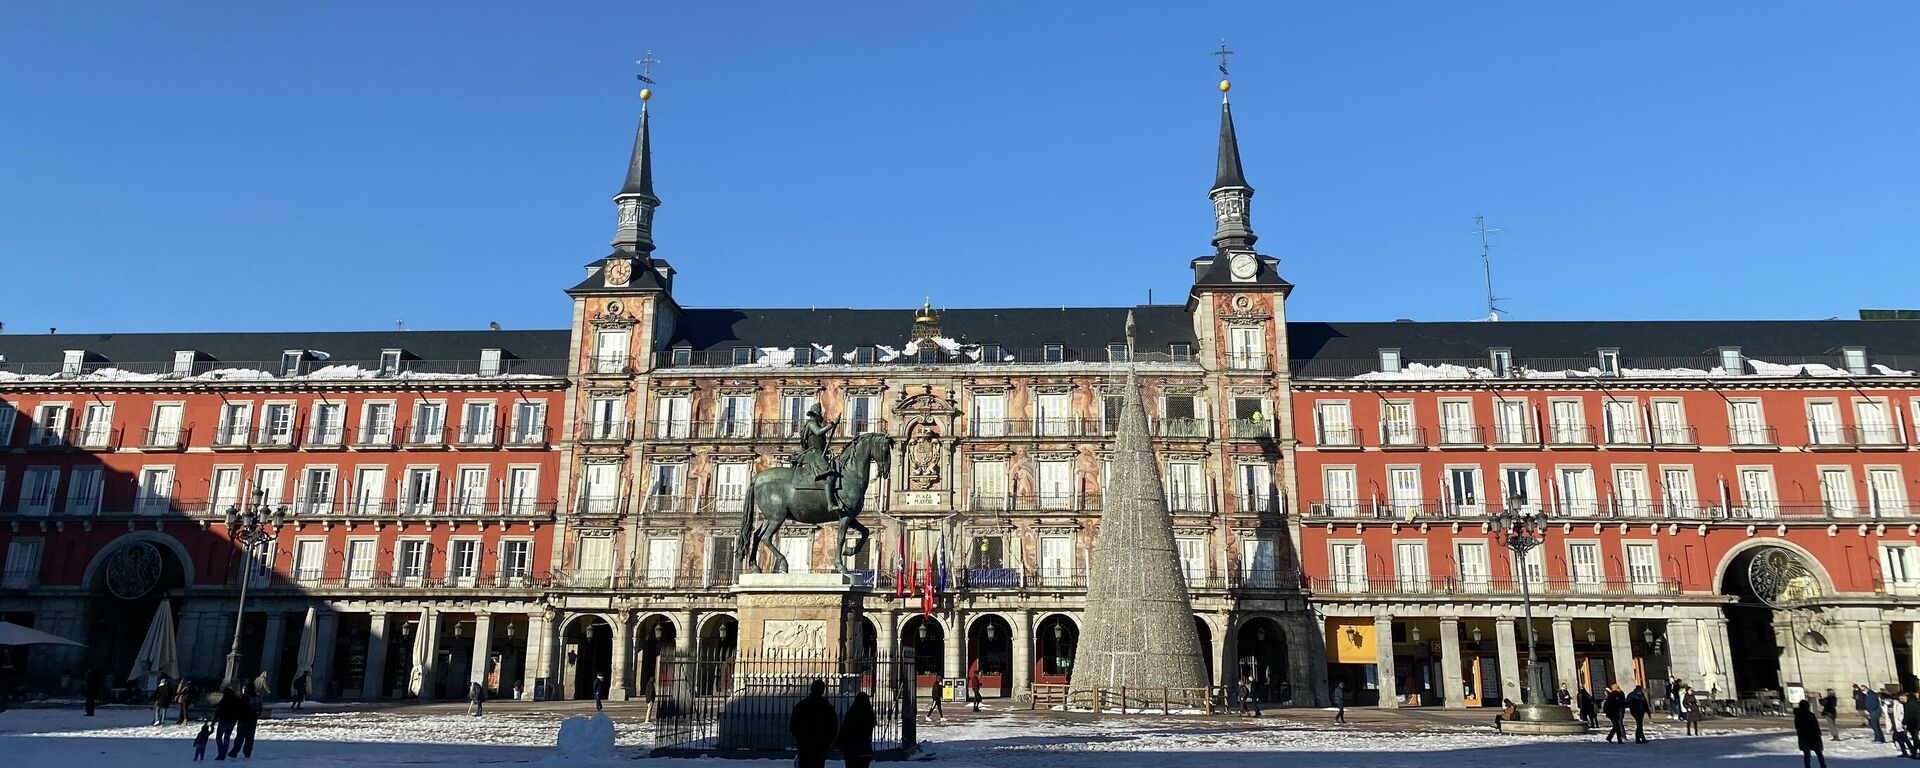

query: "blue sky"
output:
2 2 1914 333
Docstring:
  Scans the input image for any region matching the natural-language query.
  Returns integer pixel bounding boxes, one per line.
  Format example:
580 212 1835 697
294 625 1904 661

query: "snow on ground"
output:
2 704 1914 767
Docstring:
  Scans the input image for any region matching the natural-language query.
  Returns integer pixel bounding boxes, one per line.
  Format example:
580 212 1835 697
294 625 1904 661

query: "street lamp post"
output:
1492 495 1580 729
222 490 286 688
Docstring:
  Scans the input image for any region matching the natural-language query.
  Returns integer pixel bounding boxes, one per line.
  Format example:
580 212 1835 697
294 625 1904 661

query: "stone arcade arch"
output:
1033 613 1079 686
900 615 945 691
967 614 1014 697
560 613 615 700
1717 541 1836 696
83 536 190 682
638 614 677 697
1234 616 1290 703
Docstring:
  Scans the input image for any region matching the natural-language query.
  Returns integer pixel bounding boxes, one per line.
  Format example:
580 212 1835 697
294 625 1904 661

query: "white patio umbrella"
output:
127 602 180 682
0 621 84 647
1697 620 1722 698
294 606 318 677
407 610 432 697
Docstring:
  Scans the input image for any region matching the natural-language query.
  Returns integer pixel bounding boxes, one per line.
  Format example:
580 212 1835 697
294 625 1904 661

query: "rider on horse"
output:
789 404 844 514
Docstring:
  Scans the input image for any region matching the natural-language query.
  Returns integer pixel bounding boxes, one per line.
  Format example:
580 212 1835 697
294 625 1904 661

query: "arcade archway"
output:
900 616 944 691
561 615 613 700
967 615 1013 697
84 539 188 685
1034 614 1078 686
1236 616 1289 702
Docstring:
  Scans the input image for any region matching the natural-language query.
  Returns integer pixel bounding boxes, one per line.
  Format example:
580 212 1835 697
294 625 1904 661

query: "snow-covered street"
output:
2 703 1915 766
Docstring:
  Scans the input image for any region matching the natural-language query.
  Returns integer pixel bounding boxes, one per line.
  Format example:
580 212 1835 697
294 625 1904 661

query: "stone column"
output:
1439 617 1465 709
877 610 900 692
258 611 287 688
1495 618 1522 704
1861 620 1898 689
523 611 552 700
470 613 494 692
1551 617 1578 696
311 610 339 700
1608 618 1636 688
1374 616 1398 708
417 608 442 698
945 613 965 686
611 613 633 700
678 610 698 655
362 611 389 701
1010 610 1031 696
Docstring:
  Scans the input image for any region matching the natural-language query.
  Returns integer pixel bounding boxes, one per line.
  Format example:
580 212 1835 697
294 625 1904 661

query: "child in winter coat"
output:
193 722 212 761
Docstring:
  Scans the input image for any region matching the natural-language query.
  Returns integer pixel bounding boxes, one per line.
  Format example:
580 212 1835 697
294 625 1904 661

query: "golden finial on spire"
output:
1214 40 1234 98
637 50 660 102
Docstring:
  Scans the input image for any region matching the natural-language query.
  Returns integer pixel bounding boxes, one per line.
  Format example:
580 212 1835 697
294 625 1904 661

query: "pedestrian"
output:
1602 685 1627 743
230 683 261 759
925 679 944 723
1682 686 1703 736
1277 680 1293 706
212 687 244 761
1333 682 1347 724
193 722 213 761
83 668 100 717
1795 699 1828 768
1866 686 1885 743
1578 687 1597 729
1557 685 1572 707
1495 698 1518 732
1238 675 1260 716
468 680 486 717
177 679 197 724
291 671 309 711
966 667 983 712
592 673 606 712
1627 685 1650 743
1855 684 1869 727
1820 689 1839 741
837 690 876 768
1669 677 1684 720
1889 693 1913 757
152 674 175 725
1903 690 1920 759
787 679 838 768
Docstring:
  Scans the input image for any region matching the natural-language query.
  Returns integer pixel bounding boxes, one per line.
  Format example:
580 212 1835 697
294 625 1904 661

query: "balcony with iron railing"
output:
401 423 448 448
1378 423 1427 450
1225 417 1274 439
61 424 122 451
1303 497 1916 522
1649 424 1698 448
1602 423 1649 447
587 355 633 375
209 422 252 449
348 426 398 450
1490 422 1537 447
246 568 555 591
580 420 628 443
1225 353 1270 371
1436 424 1483 447
1807 424 1908 450
303 425 347 449
251 424 300 449
141 427 190 451
1546 422 1596 447
966 491 1106 513
1307 576 1682 597
505 424 551 449
1729 423 1779 448
1315 425 1362 449
575 494 626 517
452 423 500 448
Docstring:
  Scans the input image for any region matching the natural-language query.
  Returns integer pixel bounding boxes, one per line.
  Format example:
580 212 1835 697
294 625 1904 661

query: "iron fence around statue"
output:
651 651 916 759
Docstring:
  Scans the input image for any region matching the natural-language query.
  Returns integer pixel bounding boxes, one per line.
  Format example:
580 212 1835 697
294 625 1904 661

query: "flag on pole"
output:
936 530 949 592
921 551 935 616
905 533 917 594
894 529 906 597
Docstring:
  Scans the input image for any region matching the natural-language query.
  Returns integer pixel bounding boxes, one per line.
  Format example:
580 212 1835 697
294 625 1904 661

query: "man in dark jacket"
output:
177 679 197 725
788 680 839 768
1603 686 1627 743
1627 685 1651 743
468 680 487 717
212 687 245 761
230 684 260 759
1903 692 1920 759
1795 699 1827 768
83 668 100 717
1578 687 1598 729
592 674 606 712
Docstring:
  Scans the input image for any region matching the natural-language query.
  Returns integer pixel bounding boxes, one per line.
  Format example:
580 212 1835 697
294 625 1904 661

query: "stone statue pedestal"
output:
731 573 870 659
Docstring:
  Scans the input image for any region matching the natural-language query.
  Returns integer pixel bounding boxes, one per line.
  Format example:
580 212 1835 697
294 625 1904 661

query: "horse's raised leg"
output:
843 516 870 558
763 512 790 574
832 515 853 574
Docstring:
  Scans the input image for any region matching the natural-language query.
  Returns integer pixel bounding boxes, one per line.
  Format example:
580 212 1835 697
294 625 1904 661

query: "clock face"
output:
1229 253 1258 279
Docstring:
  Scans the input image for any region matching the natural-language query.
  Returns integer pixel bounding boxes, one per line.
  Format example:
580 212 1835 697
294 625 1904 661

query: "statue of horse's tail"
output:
734 479 756 566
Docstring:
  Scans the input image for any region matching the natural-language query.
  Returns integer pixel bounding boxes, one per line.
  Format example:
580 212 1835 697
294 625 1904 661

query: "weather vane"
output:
1214 39 1233 78
637 51 661 85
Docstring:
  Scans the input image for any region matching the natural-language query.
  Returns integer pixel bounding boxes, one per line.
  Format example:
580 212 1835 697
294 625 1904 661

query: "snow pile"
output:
1341 357 1919 382
554 713 615 760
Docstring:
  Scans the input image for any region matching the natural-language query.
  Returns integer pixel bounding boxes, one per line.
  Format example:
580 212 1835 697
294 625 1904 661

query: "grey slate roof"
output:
0 330 569 369
665 305 1196 355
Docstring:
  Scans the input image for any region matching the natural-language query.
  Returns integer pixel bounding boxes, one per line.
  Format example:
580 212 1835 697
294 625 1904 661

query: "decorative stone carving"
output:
761 619 828 654
105 542 163 600
907 430 941 491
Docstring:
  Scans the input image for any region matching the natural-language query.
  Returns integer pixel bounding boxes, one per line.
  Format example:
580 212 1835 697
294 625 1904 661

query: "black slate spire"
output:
611 92 661 254
1213 99 1250 193
1208 84 1257 252
620 105 656 199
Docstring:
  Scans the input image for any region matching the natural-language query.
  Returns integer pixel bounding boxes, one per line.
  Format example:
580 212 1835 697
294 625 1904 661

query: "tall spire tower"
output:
612 51 662 255
1209 42 1256 253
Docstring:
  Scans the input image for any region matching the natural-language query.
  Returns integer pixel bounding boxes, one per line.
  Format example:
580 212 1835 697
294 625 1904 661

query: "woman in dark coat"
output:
1794 699 1827 768
837 691 877 768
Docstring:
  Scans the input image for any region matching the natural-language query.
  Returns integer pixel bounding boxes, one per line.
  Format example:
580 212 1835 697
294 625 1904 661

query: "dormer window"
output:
794 346 813 366
1597 348 1621 377
1378 348 1402 374
480 348 504 376
1842 347 1868 375
732 347 755 365
172 350 196 377
61 350 84 376
1489 348 1513 377
279 350 303 377
1717 347 1743 375
378 349 402 377
1107 343 1131 363
1043 344 1065 363
854 346 876 364
668 347 691 367
916 346 938 364
979 344 1004 364
1169 343 1193 363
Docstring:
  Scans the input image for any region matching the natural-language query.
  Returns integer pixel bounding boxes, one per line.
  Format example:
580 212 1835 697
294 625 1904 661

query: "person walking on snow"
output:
290 671 309 711
1238 675 1260 716
176 679 197 725
152 675 174 725
966 666 983 712
1795 699 1829 768
837 690 876 768
1681 686 1703 736
468 680 487 717
1627 685 1651 743
192 722 212 761
1603 685 1627 743
592 673 606 712
1333 682 1347 724
1866 686 1885 743
1820 689 1840 741
1889 692 1914 757
925 679 944 723
212 687 244 761
1903 691 1920 759
1578 687 1598 729
787 679 837 768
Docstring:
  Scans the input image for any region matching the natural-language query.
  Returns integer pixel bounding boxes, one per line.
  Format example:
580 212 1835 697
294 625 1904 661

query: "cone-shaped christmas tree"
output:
1071 313 1209 694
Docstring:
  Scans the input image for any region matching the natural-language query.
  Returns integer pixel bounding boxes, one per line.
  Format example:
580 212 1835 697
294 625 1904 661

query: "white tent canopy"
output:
128 602 179 682
0 621 84 648
295 606 318 677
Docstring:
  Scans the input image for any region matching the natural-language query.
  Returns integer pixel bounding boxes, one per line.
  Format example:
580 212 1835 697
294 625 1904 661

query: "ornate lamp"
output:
221 489 289 688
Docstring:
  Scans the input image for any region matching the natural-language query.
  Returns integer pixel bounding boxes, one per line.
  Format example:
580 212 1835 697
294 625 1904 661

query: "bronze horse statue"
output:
736 431 892 574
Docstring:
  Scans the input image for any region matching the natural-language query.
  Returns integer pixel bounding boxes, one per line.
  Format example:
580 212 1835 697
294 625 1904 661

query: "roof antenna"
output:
396 320 405 331
1475 214 1508 322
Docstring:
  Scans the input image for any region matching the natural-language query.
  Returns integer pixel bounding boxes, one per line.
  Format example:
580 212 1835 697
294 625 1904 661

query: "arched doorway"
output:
1034 614 1078 686
967 615 1013 697
85 538 188 687
1721 545 1825 696
698 615 738 660
561 615 613 700
639 615 677 697
901 616 944 692
1193 617 1214 685
1236 617 1289 703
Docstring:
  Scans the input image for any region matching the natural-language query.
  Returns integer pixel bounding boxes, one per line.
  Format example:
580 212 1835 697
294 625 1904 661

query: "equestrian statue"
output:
736 403 893 574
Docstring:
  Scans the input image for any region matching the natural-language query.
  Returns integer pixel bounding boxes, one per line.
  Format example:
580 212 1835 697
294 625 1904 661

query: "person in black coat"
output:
837 691 876 768
212 687 245 761
229 684 261 759
1577 687 1597 729
83 668 100 717
789 679 839 768
176 679 197 725
592 674 606 712
290 672 309 711
1626 685 1651 743
1794 699 1828 768
1602 686 1627 743
1903 692 1920 759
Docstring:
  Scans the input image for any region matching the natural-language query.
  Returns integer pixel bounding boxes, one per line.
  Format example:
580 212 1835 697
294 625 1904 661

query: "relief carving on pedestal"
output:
761 619 828 655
